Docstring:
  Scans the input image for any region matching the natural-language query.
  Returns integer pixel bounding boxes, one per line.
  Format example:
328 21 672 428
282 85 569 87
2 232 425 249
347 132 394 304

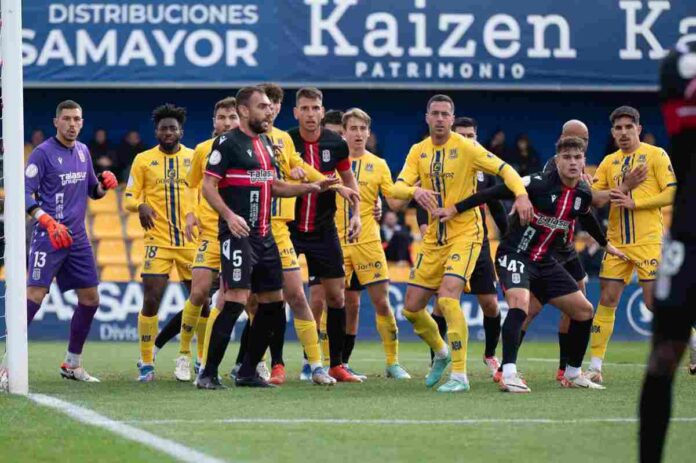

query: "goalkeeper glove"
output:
98 171 118 190
37 214 73 250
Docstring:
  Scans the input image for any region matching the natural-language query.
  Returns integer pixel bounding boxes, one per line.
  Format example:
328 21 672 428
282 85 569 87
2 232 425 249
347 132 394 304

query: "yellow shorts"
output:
272 220 300 271
409 239 481 292
343 241 389 289
600 243 661 284
191 235 220 271
142 245 195 281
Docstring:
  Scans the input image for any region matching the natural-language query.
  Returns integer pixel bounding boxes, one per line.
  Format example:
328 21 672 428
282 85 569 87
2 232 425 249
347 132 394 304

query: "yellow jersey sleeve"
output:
469 141 526 196
378 158 396 198
124 154 145 212
189 139 218 238
392 144 420 199
592 157 611 191
654 149 677 191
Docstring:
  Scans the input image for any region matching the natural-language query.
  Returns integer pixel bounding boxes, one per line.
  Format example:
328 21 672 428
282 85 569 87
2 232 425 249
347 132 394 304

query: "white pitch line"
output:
355 357 647 367
29 394 227 463
524 358 646 367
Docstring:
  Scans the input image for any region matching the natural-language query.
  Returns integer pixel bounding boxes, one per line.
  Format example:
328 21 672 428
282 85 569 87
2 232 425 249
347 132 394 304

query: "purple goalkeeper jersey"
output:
25 137 99 241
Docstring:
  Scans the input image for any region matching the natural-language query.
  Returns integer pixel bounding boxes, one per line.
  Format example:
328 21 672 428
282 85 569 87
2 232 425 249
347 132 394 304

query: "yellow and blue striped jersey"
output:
124 145 197 249
187 138 218 239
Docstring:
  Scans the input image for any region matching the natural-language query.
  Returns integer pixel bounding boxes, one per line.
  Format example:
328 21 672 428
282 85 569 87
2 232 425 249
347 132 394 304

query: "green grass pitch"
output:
1 341 695 462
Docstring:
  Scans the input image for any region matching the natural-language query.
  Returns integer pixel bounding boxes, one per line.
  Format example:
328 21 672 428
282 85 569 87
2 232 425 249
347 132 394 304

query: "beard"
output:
158 139 180 152
248 118 267 134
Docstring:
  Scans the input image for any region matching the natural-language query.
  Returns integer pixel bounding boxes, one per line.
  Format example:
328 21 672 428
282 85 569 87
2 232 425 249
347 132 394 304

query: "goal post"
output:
2 0 29 395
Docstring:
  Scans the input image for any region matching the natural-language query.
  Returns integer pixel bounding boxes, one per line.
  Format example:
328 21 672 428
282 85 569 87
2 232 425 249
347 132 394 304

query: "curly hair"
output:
152 103 187 127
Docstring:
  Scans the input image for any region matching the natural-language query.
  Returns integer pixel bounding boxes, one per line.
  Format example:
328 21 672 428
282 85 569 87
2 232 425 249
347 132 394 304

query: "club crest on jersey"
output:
638 154 647 163
366 163 374 172
77 147 86 162
477 171 485 182
322 149 331 162
574 197 582 211
184 158 191 168
449 149 458 159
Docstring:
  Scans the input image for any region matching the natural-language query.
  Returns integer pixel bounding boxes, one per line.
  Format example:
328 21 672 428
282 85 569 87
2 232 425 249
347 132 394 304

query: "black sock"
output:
639 373 673 463
235 319 251 365
558 332 569 370
155 310 182 349
343 334 356 365
518 329 527 347
201 302 244 378
239 301 283 378
327 306 346 367
483 313 501 358
269 305 287 366
430 314 448 362
566 319 592 369
501 308 526 366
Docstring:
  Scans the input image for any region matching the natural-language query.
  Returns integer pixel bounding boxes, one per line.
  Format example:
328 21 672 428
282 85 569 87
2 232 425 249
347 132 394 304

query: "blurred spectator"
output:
507 134 541 176
24 128 45 162
578 232 603 278
381 210 412 264
116 130 144 182
88 128 116 174
366 131 379 155
322 109 344 137
486 129 507 158
642 132 657 145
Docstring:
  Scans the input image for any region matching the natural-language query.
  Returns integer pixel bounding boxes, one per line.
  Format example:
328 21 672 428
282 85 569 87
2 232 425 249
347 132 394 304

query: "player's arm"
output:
590 158 614 207
486 199 509 236
391 145 439 212
124 156 157 230
434 183 515 222
578 209 627 261
202 146 249 238
271 178 323 197
378 160 409 212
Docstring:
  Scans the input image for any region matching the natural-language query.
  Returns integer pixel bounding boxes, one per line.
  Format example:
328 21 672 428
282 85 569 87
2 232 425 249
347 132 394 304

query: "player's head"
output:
323 109 345 136
258 83 284 123
236 86 273 135
610 106 642 152
212 97 239 136
555 136 586 181
294 87 324 132
453 116 477 140
425 94 455 139
342 108 371 153
54 100 83 144
152 103 186 151
561 119 589 145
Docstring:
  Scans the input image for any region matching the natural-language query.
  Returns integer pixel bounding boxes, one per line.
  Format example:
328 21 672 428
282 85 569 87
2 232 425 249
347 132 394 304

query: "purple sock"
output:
27 300 42 325
67 304 99 355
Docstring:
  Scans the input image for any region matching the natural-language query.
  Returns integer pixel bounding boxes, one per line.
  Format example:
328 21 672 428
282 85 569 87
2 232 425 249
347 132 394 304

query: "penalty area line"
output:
28 394 227 463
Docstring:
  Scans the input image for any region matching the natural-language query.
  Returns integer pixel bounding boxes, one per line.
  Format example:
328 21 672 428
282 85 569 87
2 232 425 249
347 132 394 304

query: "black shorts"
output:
220 233 283 294
562 256 587 282
469 239 497 295
309 268 363 290
495 249 579 305
290 225 345 281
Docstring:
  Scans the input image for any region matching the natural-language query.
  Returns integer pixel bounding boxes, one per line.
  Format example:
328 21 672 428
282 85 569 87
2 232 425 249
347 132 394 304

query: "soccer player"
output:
198 86 327 389
25 99 118 382
426 116 508 375
390 94 532 393
288 87 363 383
586 106 676 383
436 136 624 392
333 107 411 379
125 104 197 382
639 42 696 462
322 110 345 136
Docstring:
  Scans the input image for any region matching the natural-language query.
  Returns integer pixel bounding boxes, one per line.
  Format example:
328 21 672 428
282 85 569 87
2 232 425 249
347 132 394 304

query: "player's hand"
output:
290 167 306 180
348 214 361 242
581 172 594 185
37 214 73 249
303 183 322 194
413 187 439 213
605 243 629 261
98 171 118 190
185 212 200 242
621 164 648 192
373 198 383 222
336 185 361 209
609 189 636 209
510 194 533 226
432 206 458 223
315 176 340 192
224 211 250 238
138 204 157 230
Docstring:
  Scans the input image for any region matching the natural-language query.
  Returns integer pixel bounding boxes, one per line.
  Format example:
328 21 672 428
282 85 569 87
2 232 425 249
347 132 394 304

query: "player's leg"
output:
429 301 447 364
322 276 361 382
26 286 49 325
27 236 67 324
366 281 410 379
343 287 364 378
469 240 501 374
138 275 168 381
309 280 329 365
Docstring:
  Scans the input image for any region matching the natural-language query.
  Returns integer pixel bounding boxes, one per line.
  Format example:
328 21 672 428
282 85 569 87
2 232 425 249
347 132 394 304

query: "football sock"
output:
67 303 98 355
566 319 592 369
155 310 181 350
483 312 501 358
319 309 330 365
326 306 347 368
438 297 468 374
201 307 221 366
342 334 356 365
179 299 202 356
639 373 673 463
64 351 81 368
403 309 447 354
138 313 158 365
201 302 244 379
558 332 569 370
239 302 281 378
27 299 41 325
294 318 321 366
430 314 448 362
519 329 527 346
269 304 287 366
375 313 399 365
235 318 251 365
590 304 616 367
196 314 209 361
501 308 526 371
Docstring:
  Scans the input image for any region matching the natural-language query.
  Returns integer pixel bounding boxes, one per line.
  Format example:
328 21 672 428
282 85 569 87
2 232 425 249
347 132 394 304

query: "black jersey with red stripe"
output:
204 128 277 238
287 127 350 233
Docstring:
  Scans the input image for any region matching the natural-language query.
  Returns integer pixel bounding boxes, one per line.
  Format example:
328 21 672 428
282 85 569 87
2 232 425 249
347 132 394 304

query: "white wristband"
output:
33 209 46 220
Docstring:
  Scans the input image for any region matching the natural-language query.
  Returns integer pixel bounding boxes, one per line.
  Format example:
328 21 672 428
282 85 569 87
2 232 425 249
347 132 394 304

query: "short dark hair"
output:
296 87 323 103
213 97 236 114
152 103 186 127
322 109 344 127
235 86 265 109
427 94 455 113
609 106 640 125
56 100 82 117
555 136 587 154
453 117 477 131
258 83 284 104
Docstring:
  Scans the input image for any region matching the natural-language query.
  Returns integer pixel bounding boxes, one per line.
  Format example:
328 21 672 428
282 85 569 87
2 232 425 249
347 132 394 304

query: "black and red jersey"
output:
287 127 350 233
204 128 277 238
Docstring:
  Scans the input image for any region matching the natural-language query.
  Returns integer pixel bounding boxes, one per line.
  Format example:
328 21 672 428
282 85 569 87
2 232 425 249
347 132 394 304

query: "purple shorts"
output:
27 232 99 291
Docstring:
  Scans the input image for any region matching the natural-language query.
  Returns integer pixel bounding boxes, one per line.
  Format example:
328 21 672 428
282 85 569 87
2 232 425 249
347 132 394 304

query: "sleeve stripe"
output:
396 178 406 183
497 162 507 173
205 170 223 179
667 182 677 187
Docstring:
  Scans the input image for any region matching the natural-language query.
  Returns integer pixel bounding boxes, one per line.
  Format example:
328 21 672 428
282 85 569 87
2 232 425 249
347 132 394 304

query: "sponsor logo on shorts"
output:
451 254 460 262
356 261 381 271
627 287 651 337
32 268 41 281
232 268 242 282
512 273 521 284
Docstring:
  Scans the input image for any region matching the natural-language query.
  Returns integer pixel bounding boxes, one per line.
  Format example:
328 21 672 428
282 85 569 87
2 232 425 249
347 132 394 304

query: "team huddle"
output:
24 84 683 392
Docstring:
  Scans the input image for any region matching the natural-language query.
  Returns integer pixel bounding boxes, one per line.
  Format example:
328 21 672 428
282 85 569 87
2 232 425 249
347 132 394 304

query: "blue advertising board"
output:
21 0 696 89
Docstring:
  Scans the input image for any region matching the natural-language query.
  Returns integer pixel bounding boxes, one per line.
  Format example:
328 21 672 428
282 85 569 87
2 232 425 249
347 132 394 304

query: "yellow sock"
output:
295 318 321 366
376 313 399 365
403 309 446 353
138 313 158 365
590 304 616 361
319 308 330 366
438 297 468 374
201 307 221 366
196 315 209 361
179 299 202 356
